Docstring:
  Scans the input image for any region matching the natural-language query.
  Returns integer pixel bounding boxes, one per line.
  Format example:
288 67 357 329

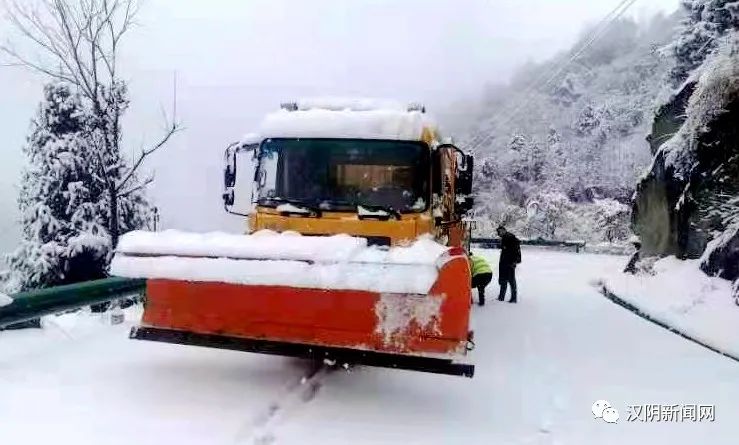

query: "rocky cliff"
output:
633 36 739 283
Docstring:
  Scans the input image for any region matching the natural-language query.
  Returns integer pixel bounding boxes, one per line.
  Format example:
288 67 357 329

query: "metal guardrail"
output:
471 237 586 253
0 277 146 329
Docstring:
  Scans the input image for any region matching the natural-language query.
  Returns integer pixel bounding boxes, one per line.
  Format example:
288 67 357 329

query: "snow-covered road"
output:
1 249 738 444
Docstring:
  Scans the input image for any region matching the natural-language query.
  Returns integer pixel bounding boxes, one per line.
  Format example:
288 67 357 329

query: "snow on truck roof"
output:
292 97 411 112
257 98 438 142
240 132 261 145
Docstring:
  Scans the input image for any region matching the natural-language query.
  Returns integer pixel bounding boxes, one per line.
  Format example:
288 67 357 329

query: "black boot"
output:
478 288 486 306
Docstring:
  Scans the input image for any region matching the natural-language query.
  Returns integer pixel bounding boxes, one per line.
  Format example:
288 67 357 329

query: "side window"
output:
257 144 279 200
432 148 441 195
231 145 257 214
434 145 455 221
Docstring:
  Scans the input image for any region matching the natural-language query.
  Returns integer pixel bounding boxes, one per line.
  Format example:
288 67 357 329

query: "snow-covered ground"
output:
2 249 739 444
601 256 738 358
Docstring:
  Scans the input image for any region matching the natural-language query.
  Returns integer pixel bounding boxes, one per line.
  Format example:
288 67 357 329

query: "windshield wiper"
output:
266 197 323 217
357 204 402 221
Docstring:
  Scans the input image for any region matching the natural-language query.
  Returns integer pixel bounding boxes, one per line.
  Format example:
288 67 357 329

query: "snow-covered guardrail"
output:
471 237 586 253
0 277 146 329
597 282 739 364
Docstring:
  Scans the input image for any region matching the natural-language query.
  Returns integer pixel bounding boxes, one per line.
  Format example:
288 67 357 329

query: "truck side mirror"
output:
222 188 235 206
224 143 238 188
225 165 236 188
455 150 474 196
454 149 474 215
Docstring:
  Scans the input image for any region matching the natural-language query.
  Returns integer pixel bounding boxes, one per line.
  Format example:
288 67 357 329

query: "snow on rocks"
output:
374 293 444 347
111 230 450 294
0 293 14 307
700 221 739 280
657 35 739 178
601 256 739 357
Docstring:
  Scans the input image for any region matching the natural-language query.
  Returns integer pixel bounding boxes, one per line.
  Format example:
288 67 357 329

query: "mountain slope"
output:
456 13 682 242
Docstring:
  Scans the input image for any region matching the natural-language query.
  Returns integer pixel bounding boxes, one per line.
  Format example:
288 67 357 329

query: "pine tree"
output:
573 105 601 137
5 83 152 293
670 0 739 86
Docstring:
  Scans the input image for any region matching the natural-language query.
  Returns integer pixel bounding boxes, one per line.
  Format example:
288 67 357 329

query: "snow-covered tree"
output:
670 0 739 86
4 83 152 293
525 192 573 239
507 134 546 184
573 105 601 137
593 199 631 242
1 0 179 249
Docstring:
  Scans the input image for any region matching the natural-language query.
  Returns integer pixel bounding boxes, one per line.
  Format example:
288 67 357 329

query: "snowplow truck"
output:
112 99 476 377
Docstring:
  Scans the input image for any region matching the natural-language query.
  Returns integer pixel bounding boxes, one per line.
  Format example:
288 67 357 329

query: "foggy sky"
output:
0 0 680 253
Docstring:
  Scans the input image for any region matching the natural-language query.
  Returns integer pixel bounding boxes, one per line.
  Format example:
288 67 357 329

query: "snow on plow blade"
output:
111 230 474 377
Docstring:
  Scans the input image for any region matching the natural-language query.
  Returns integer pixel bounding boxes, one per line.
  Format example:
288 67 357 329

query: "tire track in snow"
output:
233 361 335 445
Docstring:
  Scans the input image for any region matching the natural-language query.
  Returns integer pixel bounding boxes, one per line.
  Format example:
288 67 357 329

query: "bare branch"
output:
116 122 181 192
118 174 154 197
0 44 78 84
92 145 112 189
1 3 83 84
53 0 96 98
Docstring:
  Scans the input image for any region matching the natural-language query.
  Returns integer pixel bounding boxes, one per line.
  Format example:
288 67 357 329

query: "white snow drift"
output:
111 230 450 294
601 256 738 357
115 229 367 263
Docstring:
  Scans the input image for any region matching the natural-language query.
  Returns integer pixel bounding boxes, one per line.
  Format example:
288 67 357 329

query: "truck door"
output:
223 142 259 217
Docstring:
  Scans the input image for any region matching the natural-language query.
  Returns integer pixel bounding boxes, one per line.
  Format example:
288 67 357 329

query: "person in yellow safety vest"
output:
469 253 493 306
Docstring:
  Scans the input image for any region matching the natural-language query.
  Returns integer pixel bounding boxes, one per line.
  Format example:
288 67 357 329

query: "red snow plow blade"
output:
113 231 474 377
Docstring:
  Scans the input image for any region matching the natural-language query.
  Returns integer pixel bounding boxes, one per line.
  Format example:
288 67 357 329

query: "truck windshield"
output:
256 138 430 213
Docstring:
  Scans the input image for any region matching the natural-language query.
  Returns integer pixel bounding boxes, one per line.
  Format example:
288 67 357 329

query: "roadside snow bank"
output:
111 231 451 294
601 257 738 357
0 293 13 307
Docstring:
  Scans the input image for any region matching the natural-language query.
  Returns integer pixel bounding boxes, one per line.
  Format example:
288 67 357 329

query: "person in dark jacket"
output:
468 253 493 306
496 225 521 303
624 237 642 274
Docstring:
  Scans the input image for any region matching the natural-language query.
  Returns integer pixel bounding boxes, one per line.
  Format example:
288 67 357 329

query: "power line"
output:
470 0 637 149
466 0 634 148
469 0 639 152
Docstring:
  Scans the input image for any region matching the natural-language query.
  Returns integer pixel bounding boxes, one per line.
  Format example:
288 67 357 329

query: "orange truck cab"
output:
222 101 475 249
